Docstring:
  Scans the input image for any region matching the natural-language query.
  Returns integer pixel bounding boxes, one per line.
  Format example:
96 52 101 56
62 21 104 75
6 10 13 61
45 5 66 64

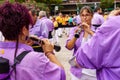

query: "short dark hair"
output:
94 7 101 12
29 8 37 16
0 2 32 40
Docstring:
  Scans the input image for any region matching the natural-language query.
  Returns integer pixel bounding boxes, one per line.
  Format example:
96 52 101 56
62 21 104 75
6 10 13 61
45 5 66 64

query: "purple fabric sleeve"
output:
75 32 101 69
60 68 66 80
44 57 66 80
0 73 10 80
65 27 77 50
75 16 120 80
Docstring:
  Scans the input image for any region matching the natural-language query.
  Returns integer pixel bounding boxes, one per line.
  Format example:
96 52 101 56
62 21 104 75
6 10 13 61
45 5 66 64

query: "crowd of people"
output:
0 1 120 80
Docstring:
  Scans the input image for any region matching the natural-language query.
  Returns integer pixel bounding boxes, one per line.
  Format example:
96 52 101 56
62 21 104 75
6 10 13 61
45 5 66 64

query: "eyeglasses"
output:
80 14 91 17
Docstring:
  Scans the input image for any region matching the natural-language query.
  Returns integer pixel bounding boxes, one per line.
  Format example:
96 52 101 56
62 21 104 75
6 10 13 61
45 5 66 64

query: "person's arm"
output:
33 49 65 80
69 56 82 68
66 27 81 50
108 9 120 17
45 53 63 68
43 58 66 80
42 39 63 68
66 37 77 50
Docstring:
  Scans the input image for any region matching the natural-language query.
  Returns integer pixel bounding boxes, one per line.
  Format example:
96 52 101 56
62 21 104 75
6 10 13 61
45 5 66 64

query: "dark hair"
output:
94 7 101 12
29 9 37 16
0 2 32 40
80 6 93 16
0 2 32 79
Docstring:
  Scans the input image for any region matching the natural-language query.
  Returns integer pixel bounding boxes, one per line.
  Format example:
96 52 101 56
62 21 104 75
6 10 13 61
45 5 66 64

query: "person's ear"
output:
22 26 28 36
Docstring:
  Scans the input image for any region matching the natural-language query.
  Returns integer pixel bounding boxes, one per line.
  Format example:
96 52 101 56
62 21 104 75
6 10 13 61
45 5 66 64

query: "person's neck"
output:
5 40 16 42
5 39 25 44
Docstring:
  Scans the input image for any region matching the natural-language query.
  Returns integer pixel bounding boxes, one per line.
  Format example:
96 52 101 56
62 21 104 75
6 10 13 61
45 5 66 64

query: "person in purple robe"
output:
29 9 49 38
0 2 66 80
38 11 54 39
73 15 81 25
66 6 96 80
70 9 120 80
92 7 104 30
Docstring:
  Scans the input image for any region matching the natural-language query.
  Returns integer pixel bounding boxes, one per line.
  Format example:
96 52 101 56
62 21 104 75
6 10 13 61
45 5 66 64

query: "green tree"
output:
35 0 62 5
35 0 62 10
35 0 62 16
100 0 114 11
0 0 4 4
11 0 25 2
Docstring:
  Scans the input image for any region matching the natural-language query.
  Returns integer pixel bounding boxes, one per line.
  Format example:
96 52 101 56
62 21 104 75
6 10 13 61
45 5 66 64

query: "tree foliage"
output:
100 0 114 10
35 0 62 15
35 0 62 5
0 0 4 4
11 0 25 2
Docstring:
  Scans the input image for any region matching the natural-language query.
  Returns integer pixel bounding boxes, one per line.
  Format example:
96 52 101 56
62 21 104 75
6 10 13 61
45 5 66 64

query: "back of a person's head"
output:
30 9 37 17
104 12 109 15
94 7 101 12
39 11 46 17
58 13 62 17
115 7 120 10
0 2 32 40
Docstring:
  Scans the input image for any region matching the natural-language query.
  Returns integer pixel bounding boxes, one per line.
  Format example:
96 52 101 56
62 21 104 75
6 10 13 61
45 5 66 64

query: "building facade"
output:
51 0 120 15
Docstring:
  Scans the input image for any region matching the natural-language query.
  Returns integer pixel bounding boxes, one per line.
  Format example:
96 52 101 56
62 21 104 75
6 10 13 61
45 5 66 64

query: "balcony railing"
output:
62 0 68 1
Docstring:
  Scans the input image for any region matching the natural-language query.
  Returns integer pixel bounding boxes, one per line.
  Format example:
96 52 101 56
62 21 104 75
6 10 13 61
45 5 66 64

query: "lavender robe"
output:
73 15 81 25
40 17 54 39
92 13 104 25
75 16 120 80
30 18 49 38
66 26 95 78
66 26 95 55
41 17 54 32
0 42 66 80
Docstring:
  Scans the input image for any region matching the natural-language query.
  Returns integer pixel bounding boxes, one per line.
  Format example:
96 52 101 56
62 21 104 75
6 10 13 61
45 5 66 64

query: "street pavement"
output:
54 33 73 80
